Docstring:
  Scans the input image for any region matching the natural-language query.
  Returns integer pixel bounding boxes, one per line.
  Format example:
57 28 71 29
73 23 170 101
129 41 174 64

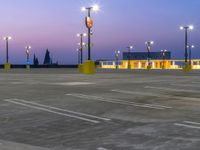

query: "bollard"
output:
183 63 192 72
4 63 11 71
26 65 30 70
83 60 96 74
78 64 84 73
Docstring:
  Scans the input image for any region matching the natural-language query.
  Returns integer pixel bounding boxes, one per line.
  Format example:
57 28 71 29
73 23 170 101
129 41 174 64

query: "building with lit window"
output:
123 52 171 60
98 51 200 70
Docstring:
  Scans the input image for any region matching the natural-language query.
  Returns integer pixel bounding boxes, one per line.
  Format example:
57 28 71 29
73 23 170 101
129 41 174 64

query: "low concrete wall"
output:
0 64 78 69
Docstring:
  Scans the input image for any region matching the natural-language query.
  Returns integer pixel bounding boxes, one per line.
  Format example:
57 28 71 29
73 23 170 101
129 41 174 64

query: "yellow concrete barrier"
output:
78 64 84 73
4 63 11 71
83 60 96 74
183 63 192 72
147 65 152 70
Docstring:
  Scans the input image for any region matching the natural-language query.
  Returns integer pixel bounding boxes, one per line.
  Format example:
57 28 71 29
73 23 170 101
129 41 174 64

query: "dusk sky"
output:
0 0 199 64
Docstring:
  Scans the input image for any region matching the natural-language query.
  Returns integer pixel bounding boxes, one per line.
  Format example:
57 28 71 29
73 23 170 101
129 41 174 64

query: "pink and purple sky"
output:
0 0 199 64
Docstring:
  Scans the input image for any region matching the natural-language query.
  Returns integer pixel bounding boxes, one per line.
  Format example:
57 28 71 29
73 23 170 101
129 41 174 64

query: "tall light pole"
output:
25 46 31 69
115 50 120 69
161 49 167 69
81 4 99 60
187 45 195 67
127 46 133 69
145 41 154 69
25 46 31 64
76 48 80 65
180 25 194 68
77 33 87 64
4 36 12 64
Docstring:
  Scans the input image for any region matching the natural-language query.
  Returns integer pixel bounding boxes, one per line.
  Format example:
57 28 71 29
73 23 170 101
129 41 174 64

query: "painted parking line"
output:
4 99 104 124
174 123 200 129
144 86 199 93
128 80 178 84
174 121 200 129
111 89 200 102
66 93 172 110
97 147 109 150
10 98 110 121
192 82 200 84
8 82 95 86
52 82 95 86
170 84 200 88
111 89 167 98
183 121 200 125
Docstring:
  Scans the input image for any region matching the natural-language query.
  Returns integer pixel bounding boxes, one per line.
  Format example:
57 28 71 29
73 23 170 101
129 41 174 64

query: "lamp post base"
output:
162 65 166 70
147 65 152 70
83 60 96 75
183 63 192 72
78 64 84 73
4 63 11 71
26 65 30 70
128 64 131 69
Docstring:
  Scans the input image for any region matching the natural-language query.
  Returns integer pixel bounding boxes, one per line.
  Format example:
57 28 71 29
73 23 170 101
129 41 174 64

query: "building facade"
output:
123 52 171 60
99 60 200 69
98 52 200 69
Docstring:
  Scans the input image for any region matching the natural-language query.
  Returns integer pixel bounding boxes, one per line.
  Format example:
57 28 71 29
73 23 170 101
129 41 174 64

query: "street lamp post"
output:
115 50 120 69
161 49 167 69
77 33 87 64
145 41 154 69
25 46 31 69
4 36 12 64
25 46 31 64
180 25 194 68
127 46 133 69
187 45 195 67
81 4 99 60
76 49 80 65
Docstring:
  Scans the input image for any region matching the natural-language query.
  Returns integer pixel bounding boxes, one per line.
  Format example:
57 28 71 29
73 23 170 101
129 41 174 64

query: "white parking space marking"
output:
175 121 200 129
53 82 95 86
112 89 200 102
145 86 199 93
8 98 111 121
174 123 200 129
8 82 95 86
183 121 200 125
9 81 42 85
171 84 200 88
97 147 109 150
66 93 172 110
128 80 178 83
4 99 101 124
10 82 25 84
192 82 200 84
111 89 167 97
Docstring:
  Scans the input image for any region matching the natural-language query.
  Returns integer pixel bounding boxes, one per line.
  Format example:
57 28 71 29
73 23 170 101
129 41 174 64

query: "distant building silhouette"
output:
43 49 51 65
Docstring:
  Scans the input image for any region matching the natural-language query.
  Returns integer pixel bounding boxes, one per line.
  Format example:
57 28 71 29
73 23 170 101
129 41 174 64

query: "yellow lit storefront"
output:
99 59 200 70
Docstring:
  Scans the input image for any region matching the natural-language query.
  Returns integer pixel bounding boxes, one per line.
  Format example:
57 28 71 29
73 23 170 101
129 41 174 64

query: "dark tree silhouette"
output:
33 54 36 65
43 49 51 65
33 54 39 65
35 58 39 65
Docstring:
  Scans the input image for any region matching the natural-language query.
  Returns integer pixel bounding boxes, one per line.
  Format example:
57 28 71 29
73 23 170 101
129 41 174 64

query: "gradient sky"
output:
0 0 199 64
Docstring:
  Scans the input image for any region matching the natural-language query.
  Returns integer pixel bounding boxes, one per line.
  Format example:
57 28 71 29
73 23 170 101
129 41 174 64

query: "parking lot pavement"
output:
0 140 50 150
0 69 200 150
